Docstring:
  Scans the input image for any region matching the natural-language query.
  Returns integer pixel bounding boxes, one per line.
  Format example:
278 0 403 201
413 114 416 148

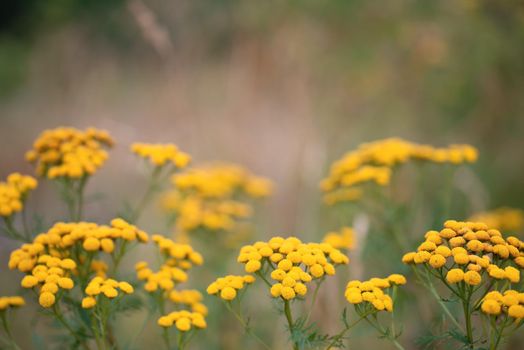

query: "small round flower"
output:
270 283 283 297
463 271 481 286
429 254 446 269
60 259 77 270
82 297 97 309
58 277 74 290
245 260 261 273
294 283 307 296
481 299 501 315
21 275 39 288
446 269 464 284
39 292 56 308
281 286 296 300
119 282 134 294
175 317 191 332
508 304 524 319
220 287 237 301
158 316 174 327
388 274 407 285
310 264 324 278
83 237 101 251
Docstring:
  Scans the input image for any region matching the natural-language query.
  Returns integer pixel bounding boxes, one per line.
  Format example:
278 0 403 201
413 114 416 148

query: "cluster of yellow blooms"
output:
20 256 77 308
8 218 149 308
206 275 256 301
320 138 478 204
136 236 204 292
469 207 524 233
81 277 134 308
345 274 407 312
0 173 38 217
0 296 25 310
158 310 207 331
480 290 524 318
131 143 191 168
25 127 113 179
168 289 208 315
322 227 356 250
238 237 349 300
402 220 523 287
162 163 272 235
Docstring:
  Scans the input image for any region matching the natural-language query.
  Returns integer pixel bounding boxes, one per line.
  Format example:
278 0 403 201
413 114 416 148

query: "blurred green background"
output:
1 0 524 349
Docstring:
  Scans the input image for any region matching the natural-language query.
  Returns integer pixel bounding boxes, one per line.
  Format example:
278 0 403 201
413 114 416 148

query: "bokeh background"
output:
1 0 524 349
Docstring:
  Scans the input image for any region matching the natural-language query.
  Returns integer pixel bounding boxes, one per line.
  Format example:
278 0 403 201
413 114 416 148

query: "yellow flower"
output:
481 299 501 315
463 271 481 286
508 305 524 319
0 296 25 310
429 254 447 269
446 269 464 284
81 297 97 309
131 143 191 168
158 316 174 327
26 127 113 179
0 173 37 218
175 317 192 332
220 287 237 301
39 292 56 308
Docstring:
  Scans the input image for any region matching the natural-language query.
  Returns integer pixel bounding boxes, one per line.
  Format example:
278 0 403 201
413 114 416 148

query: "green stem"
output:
304 280 322 325
224 302 271 350
2 218 27 242
74 176 88 221
412 267 464 332
325 311 375 350
462 292 474 347
129 167 163 224
283 300 298 350
0 312 21 350
52 304 89 349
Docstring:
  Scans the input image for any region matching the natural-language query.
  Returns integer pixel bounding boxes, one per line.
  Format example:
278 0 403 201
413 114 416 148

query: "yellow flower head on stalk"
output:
322 227 356 251
81 277 134 308
25 127 113 179
19 255 77 308
162 163 273 239
402 220 524 286
136 235 203 293
131 143 191 168
344 274 406 312
0 296 25 310
207 275 256 301
9 218 149 308
469 207 524 233
0 173 37 217
321 138 478 205
480 290 524 319
235 236 349 300
157 310 207 331
169 289 208 316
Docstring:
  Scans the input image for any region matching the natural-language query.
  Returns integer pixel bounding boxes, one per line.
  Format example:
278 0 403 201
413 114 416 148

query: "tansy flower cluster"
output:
168 289 208 315
469 207 524 233
20 256 77 308
206 275 255 301
162 163 272 235
0 173 37 217
345 274 407 312
320 138 478 204
402 220 523 286
131 143 191 168
237 236 349 300
322 226 356 251
25 127 113 179
136 236 204 293
158 310 207 331
0 296 25 310
480 290 524 319
81 277 134 308
9 218 148 273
